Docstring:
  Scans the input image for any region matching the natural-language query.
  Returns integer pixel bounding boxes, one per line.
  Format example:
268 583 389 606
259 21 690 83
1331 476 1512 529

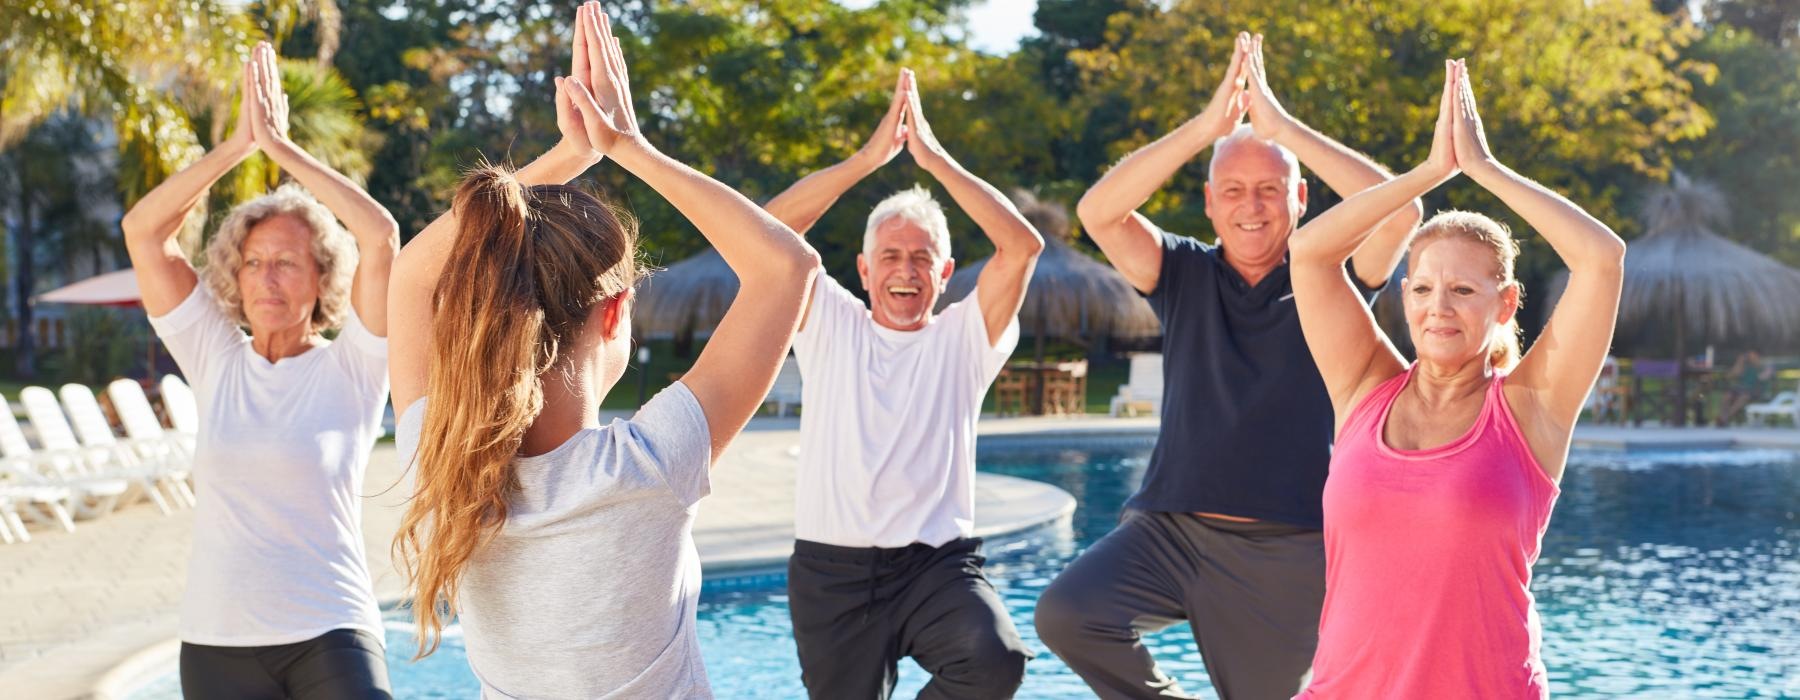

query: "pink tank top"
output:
1297 366 1560 700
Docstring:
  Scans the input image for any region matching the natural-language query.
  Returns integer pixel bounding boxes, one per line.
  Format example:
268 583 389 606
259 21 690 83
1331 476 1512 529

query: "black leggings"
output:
180 628 392 700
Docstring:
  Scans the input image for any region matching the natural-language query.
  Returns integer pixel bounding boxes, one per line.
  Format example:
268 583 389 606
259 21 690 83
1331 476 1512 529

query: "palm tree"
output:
0 1 253 193
0 0 369 377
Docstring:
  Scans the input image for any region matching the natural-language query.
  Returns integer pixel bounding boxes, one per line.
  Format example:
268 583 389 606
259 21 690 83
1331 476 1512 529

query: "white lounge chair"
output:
1109 353 1164 417
25 385 173 515
0 410 78 541
57 383 190 514
107 379 196 507
158 374 199 455
0 478 76 543
6 393 126 520
763 356 803 417
1746 379 1799 427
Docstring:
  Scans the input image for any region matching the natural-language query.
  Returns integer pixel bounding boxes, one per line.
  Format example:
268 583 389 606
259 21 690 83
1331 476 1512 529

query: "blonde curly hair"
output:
202 185 359 334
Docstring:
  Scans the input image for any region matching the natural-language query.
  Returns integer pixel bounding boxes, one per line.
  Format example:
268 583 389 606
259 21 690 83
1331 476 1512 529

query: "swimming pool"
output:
133 439 1799 698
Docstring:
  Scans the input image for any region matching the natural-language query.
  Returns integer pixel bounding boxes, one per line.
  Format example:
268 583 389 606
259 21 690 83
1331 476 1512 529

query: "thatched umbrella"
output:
632 248 735 348
1546 172 1800 423
1617 173 1800 351
938 191 1161 362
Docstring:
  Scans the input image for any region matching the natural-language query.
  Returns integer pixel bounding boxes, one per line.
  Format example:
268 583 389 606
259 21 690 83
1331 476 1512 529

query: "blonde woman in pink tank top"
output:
1284 60 1627 699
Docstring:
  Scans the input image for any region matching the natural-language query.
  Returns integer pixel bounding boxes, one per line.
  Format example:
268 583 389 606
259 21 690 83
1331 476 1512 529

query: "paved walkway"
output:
0 416 1122 699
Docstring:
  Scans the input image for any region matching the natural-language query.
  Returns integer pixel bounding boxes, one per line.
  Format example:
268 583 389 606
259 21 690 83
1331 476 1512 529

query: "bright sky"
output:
838 0 1041 54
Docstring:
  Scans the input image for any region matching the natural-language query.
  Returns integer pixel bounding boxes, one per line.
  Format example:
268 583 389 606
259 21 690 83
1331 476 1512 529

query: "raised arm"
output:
1244 34 1420 288
389 3 608 410
120 58 259 315
1289 62 1461 420
764 72 909 236
245 43 400 335
903 70 1043 344
1455 60 1626 478
1076 33 1250 293
562 11 819 461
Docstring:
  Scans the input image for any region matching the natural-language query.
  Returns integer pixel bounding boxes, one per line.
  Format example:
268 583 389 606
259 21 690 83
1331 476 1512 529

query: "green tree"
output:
1062 0 1712 333
1705 0 1800 50
0 0 373 377
325 0 1030 277
0 115 123 377
0 0 252 200
1677 26 1800 265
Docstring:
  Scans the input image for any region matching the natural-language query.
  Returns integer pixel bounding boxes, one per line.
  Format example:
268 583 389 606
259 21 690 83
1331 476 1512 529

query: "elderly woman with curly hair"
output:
122 43 398 699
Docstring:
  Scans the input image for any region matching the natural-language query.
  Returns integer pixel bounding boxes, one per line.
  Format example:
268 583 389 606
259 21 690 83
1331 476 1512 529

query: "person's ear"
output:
600 287 634 340
1498 283 1520 325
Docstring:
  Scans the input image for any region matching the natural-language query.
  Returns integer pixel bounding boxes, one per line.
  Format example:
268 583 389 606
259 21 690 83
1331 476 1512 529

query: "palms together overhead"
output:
557 1 640 157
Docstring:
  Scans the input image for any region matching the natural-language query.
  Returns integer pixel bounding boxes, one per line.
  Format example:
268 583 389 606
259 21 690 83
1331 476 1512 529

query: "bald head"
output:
1207 125 1301 184
1201 124 1308 277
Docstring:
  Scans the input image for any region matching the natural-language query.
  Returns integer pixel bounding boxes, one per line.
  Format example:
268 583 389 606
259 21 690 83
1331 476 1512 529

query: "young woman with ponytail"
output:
385 3 818 697
1286 60 1626 698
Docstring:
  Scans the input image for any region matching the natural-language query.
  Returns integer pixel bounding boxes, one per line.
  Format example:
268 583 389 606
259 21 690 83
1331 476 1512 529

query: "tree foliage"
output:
6 0 1799 374
1062 0 1711 242
1677 25 1800 266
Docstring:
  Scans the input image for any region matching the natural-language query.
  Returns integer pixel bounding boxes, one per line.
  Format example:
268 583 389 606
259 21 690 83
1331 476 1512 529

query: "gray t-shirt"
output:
396 382 713 699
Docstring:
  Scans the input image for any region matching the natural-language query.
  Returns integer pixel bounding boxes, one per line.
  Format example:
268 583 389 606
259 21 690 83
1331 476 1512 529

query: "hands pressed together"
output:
1196 32 1295 142
857 68 952 173
229 41 293 153
1422 58 1500 180
553 1 641 162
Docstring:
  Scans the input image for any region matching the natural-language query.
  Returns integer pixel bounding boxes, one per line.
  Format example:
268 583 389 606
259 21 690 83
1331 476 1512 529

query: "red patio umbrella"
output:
34 268 157 378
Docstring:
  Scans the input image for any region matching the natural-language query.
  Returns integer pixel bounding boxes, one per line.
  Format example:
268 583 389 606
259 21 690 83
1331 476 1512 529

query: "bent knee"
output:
942 636 1030 696
1033 578 1090 650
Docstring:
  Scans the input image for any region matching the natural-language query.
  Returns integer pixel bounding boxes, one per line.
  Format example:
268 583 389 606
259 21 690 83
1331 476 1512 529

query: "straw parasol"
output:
1614 172 1800 352
939 191 1161 362
1539 172 1800 424
631 248 736 346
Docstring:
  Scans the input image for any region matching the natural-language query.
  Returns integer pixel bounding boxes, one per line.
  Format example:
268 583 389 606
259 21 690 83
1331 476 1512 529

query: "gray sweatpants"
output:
1034 509 1325 700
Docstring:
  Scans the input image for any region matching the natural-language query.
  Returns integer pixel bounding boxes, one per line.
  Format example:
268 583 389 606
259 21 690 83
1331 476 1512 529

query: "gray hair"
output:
1208 124 1301 183
864 185 952 260
202 184 358 333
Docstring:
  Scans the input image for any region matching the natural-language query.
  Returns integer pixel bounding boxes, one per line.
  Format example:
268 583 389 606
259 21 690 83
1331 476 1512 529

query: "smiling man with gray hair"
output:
761 68 1044 699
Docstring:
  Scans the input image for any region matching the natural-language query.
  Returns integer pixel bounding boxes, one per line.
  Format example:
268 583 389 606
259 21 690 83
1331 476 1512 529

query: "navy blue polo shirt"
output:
1126 228 1381 528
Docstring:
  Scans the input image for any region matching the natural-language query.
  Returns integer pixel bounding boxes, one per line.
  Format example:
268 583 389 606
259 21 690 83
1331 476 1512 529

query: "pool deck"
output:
3 415 1795 698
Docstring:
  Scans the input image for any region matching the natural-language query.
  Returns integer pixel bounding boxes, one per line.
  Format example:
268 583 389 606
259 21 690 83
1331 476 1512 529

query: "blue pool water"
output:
135 440 1800 698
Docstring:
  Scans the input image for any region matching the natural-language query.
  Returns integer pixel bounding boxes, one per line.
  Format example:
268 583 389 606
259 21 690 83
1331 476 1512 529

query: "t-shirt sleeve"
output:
334 305 389 361
1142 225 1214 322
966 284 1020 384
1345 258 1385 305
791 271 861 370
147 285 245 382
626 381 713 508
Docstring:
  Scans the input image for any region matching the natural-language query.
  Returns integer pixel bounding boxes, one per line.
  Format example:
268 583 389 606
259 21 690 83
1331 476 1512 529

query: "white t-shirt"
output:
148 286 387 646
792 274 1018 548
395 382 714 699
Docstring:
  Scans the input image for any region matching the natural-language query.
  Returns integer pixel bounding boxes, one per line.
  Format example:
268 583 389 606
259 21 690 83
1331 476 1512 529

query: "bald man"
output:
1034 34 1422 700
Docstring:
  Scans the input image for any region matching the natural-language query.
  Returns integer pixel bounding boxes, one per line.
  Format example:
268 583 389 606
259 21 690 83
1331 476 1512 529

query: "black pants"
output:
1034 509 1325 700
788 537 1034 699
180 628 392 700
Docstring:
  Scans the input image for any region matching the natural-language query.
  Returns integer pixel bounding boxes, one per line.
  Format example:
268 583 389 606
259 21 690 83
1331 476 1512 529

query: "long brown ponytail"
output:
395 166 639 658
